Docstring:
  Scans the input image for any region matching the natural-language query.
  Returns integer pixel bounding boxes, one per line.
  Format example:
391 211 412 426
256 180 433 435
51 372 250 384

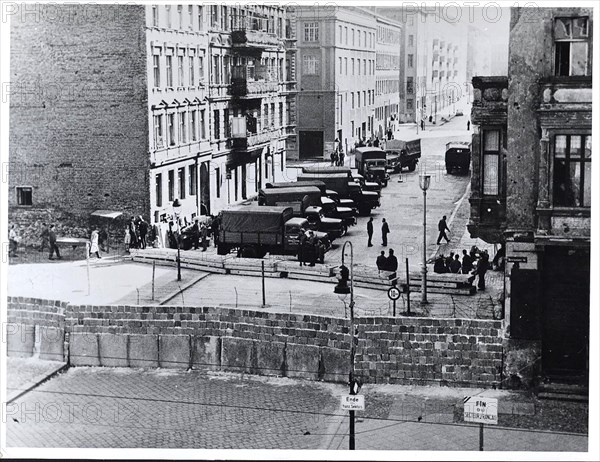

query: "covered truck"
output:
217 205 331 260
297 173 380 216
302 166 381 195
258 187 346 238
385 138 421 173
354 147 390 186
445 141 471 174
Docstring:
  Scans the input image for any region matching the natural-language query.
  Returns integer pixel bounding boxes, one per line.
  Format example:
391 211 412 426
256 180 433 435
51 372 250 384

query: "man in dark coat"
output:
449 254 462 273
376 251 387 272
200 224 208 251
434 255 447 273
298 228 307 266
436 215 451 245
39 223 49 253
385 249 398 273
476 250 490 290
138 216 149 249
381 218 390 246
48 224 62 260
366 217 374 247
307 231 317 266
461 249 474 274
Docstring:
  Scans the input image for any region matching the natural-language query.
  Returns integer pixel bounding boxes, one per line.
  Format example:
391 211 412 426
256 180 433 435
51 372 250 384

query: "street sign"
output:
340 395 365 411
387 286 401 301
507 256 528 263
463 396 498 425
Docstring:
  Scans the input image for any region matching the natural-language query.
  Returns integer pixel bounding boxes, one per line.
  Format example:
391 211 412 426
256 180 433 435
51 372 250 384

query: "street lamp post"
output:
333 241 357 450
172 198 182 281
419 174 431 304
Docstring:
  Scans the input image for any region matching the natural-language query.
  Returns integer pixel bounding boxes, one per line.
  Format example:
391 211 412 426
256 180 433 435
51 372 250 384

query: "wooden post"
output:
405 258 411 315
86 243 91 296
261 260 266 306
479 423 484 451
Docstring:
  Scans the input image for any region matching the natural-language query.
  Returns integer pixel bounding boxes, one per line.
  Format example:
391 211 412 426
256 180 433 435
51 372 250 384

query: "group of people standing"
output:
329 140 345 167
433 247 490 290
124 215 149 252
297 228 324 267
366 217 390 247
376 249 398 273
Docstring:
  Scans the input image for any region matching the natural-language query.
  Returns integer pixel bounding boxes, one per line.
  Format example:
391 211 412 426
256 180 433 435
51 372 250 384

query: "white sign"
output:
340 395 365 411
463 396 498 425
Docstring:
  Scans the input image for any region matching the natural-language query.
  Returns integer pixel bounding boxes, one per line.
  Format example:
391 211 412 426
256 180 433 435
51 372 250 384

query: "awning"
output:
91 210 123 220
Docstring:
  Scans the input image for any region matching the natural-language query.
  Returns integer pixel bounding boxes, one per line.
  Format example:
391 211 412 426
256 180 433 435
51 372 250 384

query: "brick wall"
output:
9 4 150 245
7 297 504 387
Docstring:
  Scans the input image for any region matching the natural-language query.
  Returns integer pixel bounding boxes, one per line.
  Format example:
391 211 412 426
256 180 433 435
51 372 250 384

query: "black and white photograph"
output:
0 0 598 460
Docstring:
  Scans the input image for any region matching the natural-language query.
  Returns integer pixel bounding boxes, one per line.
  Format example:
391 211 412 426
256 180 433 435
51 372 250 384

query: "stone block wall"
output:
7 297 505 387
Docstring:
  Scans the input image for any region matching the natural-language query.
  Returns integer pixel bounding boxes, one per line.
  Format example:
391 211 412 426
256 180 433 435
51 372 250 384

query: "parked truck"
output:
258 187 347 238
385 138 421 173
354 147 390 186
266 181 357 227
217 205 331 261
445 141 471 174
302 166 382 195
297 173 380 216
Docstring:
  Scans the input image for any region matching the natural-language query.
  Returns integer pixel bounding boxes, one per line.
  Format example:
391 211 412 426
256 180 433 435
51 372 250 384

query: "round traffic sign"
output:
387 286 401 301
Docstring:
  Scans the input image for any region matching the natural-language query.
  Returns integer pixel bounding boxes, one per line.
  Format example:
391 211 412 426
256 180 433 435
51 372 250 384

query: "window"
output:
554 17 589 76
351 58 355 75
200 110 206 139
168 170 175 202
303 55 319 75
406 77 414 94
188 5 193 29
351 28 355 46
165 5 171 28
152 54 161 88
155 174 162 207
16 186 32 206
166 55 173 87
189 165 197 196
344 26 348 44
363 91 366 106
338 25 342 42
408 34 414 46
408 54 414 68
215 167 221 198
189 55 195 86
357 91 360 107
198 6 204 30
351 92 355 109
178 168 186 199
190 110 197 142
270 103 275 126
482 130 501 195
212 55 220 84
168 113 176 146
363 59 366 75
279 102 284 126
198 54 204 82
407 99 414 110
152 6 158 27
177 5 183 29
178 55 184 86
304 22 319 42
344 57 348 75
553 135 591 207
339 57 342 74
179 112 187 144
223 108 230 138
213 109 220 139
153 114 164 148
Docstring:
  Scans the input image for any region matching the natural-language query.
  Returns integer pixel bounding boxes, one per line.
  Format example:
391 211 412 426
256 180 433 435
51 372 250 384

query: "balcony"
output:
231 28 281 49
232 128 282 151
471 76 508 126
230 78 279 97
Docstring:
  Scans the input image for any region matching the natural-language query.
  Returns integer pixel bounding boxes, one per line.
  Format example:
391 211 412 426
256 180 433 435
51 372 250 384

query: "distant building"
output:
469 8 592 386
294 6 377 159
9 4 296 244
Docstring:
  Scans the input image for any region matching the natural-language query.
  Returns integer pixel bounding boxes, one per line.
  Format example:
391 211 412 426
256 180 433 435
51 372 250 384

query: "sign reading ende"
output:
463 396 498 425
340 395 365 411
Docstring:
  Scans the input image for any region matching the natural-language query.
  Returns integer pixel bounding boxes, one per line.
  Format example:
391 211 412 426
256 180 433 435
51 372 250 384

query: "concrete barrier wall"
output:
7 297 504 387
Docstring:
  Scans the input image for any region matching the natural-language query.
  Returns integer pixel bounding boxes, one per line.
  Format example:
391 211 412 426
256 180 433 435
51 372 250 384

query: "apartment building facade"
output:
295 6 377 159
9 4 296 243
374 16 403 138
469 8 592 385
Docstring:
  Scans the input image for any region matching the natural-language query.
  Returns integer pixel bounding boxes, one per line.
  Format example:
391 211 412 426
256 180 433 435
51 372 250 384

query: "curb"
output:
7 362 69 403
158 272 211 305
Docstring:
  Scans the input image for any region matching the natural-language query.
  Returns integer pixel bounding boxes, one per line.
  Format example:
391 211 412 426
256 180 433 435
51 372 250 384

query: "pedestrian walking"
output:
421 119 425 131
461 249 473 274
449 254 461 273
476 250 490 290
385 249 398 273
211 215 220 248
307 230 317 266
381 218 390 246
8 225 19 257
467 120 471 130
39 223 50 253
48 224 62 260
90 227 101 259
436 215 451 245
124 227 131 253
366 217 374 247
376 251 387 272
338 151 345 167
129 216 139 249
138 216 148 249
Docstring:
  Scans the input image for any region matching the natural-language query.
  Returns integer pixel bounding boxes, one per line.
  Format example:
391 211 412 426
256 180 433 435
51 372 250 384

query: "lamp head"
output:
419 173 431 191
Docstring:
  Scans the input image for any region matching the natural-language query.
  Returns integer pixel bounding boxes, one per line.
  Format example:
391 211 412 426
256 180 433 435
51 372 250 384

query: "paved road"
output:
4 367 587 452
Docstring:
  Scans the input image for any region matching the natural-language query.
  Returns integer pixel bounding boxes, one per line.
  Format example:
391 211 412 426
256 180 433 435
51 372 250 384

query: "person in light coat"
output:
90 227 101 259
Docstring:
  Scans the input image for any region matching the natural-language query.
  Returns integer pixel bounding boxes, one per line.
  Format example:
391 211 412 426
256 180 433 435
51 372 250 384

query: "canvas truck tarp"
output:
221 206 294 233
